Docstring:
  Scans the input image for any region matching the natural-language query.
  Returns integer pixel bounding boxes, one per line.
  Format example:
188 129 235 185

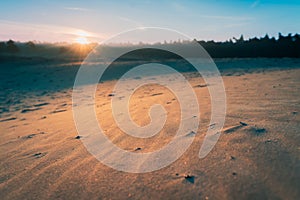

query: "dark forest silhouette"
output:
0 33 299 60
199 33 300 58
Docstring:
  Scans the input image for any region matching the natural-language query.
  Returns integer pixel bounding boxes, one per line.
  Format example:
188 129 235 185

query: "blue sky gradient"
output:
0 0 299 42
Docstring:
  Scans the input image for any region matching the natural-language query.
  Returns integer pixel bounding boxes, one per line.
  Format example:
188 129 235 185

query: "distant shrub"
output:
25 41 35 48
6 40 19 54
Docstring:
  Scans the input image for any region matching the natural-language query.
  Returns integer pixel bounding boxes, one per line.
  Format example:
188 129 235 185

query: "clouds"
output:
0 0 299 42
200 15 253 21
63 7 91 12
118 17 143 28
0 20 105 42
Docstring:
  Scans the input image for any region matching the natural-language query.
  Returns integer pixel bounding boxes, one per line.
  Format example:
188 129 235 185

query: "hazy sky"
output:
0 0 299 43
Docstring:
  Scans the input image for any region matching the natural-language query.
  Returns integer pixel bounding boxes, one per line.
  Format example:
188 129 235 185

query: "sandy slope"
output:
0 59 300 200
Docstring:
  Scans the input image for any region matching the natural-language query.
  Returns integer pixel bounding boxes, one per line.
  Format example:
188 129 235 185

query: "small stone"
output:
265 139 272 143
135 147 142 151
232 172 237 176
75 135 81 139
230 156 236 160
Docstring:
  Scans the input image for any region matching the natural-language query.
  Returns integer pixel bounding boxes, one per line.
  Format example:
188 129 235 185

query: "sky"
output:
0 0 300 43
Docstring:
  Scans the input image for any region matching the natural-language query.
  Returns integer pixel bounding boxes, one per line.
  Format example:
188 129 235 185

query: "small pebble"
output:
75 135 81 139
265 139 272 143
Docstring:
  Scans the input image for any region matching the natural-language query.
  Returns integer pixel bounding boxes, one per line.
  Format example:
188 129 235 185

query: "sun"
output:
74 30 90 44
75 37 89 44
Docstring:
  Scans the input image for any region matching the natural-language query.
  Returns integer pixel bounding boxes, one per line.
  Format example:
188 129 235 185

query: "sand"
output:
0 58 299 199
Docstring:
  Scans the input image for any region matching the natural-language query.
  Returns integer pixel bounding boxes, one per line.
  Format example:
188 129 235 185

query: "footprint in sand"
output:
223 125 243 134
193 84 208 88
21 131 46 140
223 122 266 136
222 121 248 134
50 109 67 114
0 117 17 122
33 102 49 107
151 92 163 96
246 126 266 136
173 173 196 184
22 134 37 139
185 131 196 137
184 175 195 184
33 152 47 158
59 103 68 107
21 108 41 113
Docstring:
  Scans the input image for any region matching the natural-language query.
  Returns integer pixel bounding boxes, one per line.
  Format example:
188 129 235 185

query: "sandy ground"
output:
0 58 299 199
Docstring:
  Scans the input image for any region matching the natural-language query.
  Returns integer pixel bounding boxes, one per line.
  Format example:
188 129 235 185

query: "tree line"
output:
0 33 299 58
198 33 300 58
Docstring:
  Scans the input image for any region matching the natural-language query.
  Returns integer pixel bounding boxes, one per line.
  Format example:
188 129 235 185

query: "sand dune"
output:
0 59 300 199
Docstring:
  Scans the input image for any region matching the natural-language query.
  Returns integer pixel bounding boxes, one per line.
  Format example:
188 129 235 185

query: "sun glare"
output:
75 37 89 44
74 30 90 44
